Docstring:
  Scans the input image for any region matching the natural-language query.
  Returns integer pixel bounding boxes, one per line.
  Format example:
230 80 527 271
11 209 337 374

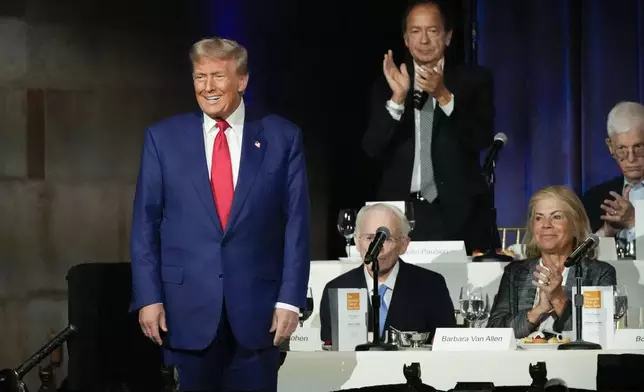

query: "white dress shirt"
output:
363 261 400 308
203 100 299 315
617 178 644 242
532 259 569 333
385 60 455 192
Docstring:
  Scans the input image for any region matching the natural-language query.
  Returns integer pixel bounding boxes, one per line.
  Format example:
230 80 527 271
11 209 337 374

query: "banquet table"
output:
277 349 644 391
300 259 644 330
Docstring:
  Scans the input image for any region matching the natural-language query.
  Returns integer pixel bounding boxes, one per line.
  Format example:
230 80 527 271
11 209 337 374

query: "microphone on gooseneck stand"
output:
363 227 390 265
472 133 511 262
559 234 602 351
0 325 77 392
356 226 398 352
564 234 599 268
482 132 508 179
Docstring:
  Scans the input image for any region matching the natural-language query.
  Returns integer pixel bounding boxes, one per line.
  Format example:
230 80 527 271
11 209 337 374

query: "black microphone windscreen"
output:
376 226 391 239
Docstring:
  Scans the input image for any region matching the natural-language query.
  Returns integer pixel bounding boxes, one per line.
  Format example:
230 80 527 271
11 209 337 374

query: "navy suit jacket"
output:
319 260 456 343
130 107 311 351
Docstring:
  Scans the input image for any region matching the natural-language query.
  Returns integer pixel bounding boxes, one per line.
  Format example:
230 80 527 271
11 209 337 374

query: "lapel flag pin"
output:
254 141 261 148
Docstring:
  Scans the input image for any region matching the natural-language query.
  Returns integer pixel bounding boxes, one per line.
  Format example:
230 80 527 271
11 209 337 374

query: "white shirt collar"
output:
363 259 400 294
413 58 444 73
623 177 644 190
203 99 245 135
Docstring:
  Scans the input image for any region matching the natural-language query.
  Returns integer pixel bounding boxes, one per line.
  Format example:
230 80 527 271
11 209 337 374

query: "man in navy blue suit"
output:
130 37 311 391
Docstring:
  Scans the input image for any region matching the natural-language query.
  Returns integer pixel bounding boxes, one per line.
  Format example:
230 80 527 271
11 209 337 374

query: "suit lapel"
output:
185 113 223 234
518 260 538 311
384 261 407 331
225 116 266 234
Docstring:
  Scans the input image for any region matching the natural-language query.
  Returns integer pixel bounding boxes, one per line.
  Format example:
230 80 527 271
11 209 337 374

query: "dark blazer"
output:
487 259 617 338
581 176 624 233
361 54 494 239
319 260 456 343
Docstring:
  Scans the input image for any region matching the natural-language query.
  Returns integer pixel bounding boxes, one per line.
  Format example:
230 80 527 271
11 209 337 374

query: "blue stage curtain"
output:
477 0 644 227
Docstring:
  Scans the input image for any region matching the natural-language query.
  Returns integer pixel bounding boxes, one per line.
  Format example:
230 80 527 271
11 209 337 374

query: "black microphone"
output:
564 234 599 268
482 132 508 174
364 227 390 264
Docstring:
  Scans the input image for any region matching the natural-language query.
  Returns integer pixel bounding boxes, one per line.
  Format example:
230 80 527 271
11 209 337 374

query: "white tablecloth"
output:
302 259 644 329
277 349 644 391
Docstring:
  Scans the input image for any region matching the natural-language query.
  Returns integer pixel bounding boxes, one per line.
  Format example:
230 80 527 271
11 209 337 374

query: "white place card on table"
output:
572 286 614 348
597 237 617 261
329 288 368 351
610 329 644 350
289 327 322 352
432 328 516 351
401 241 467 263
348 241 467 263
635 200 644 260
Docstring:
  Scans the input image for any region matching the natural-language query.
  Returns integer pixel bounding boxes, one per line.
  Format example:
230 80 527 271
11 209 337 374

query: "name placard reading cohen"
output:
432 328 516 351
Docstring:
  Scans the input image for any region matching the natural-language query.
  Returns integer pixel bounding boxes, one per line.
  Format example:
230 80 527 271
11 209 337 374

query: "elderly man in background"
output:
582 102 644 240
319 203 455 344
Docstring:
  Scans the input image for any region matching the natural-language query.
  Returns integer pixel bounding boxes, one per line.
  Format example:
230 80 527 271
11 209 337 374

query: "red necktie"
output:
211 120 234 229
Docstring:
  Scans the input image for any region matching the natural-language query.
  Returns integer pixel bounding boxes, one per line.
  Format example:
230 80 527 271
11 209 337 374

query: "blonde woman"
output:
487 186 616 338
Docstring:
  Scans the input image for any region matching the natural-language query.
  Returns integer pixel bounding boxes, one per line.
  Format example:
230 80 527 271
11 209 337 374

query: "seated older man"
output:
319 203 455 344
582 101 644 240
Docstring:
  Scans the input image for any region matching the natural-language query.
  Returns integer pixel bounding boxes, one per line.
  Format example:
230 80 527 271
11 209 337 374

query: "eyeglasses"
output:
357 234 404 244
610 143 644 160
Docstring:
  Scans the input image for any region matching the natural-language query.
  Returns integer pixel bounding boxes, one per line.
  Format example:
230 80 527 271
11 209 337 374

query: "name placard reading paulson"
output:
432 328 516 351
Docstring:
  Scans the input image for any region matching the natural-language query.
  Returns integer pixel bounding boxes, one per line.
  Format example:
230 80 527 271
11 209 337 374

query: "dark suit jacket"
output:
487 259 617 338
361 54 494 238
319 260 456 343
581 176 623 233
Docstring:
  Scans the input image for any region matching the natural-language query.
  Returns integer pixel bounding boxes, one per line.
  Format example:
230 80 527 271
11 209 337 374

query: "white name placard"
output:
610 329 644 350
597 237 617 261
289 327 322 352
401 241 467 263
432 328 516 351
329 288 368 351
348 241 467 263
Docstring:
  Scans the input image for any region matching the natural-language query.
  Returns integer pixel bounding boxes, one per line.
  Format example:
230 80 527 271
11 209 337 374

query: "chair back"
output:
66 262 162 391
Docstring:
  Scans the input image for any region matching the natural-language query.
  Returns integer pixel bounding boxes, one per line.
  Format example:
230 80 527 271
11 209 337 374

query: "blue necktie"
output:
378 284 389 337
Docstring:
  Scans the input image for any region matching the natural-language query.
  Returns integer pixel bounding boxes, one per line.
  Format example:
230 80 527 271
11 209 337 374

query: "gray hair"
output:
607 101 644 137
189 37 248 75
355 203 411 238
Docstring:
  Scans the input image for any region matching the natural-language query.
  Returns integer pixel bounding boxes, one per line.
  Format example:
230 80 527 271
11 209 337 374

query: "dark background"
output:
0 0 643 384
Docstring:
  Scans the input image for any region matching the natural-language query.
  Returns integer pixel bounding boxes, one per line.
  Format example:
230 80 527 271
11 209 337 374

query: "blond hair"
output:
189 37 248 75
522 185 596 260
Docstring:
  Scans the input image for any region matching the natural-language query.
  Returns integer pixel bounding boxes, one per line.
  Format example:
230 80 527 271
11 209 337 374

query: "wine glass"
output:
459 286 485 328
404 201 415 233
613 285 628 329
337 209 357 257
299 287 314 326
475 293 491 328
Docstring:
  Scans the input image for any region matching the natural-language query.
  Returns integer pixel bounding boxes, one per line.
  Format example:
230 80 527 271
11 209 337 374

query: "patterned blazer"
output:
487 259 617 338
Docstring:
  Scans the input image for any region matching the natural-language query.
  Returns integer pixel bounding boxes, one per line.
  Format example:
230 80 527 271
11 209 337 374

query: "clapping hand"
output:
415 61 445 97
601 185 635 230
383 50 410 104
532 265 565 301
